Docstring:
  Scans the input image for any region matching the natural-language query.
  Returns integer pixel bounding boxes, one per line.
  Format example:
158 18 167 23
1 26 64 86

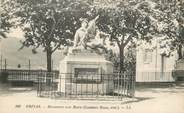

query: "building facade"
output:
136 39 179 82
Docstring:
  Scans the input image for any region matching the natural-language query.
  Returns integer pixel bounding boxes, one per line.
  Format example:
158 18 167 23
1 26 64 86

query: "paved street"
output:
0 83 184 113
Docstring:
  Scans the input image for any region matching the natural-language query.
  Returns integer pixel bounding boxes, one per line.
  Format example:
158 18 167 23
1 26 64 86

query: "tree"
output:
141 0 184 59
95 0 184 72
0 0 12 39
176 23 184 59
93 1 153 72
169 1 184 59
128 0 184 60
2 0 90 71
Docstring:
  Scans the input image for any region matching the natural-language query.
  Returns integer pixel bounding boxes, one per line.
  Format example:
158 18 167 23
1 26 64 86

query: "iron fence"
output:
1 69 135 100
37 72 135 100
2 69 58 86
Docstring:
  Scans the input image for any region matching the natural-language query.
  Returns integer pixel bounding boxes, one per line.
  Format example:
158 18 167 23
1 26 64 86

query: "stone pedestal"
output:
57 50 113 95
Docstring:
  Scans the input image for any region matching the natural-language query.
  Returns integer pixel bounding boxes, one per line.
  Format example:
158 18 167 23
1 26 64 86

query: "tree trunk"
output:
46 49 52 72
178 44 182 60
119 46 125 73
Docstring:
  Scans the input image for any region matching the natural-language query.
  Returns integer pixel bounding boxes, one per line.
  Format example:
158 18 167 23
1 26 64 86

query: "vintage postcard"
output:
0 0 184 113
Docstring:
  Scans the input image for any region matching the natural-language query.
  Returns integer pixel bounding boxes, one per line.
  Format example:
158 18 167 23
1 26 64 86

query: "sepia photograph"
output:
0 0 184 113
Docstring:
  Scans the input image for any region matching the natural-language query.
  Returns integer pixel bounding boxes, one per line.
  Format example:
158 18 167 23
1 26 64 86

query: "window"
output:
144 49 152 63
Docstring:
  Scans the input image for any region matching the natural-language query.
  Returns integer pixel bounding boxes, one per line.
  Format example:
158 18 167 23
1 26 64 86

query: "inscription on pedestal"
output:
74 68 101 83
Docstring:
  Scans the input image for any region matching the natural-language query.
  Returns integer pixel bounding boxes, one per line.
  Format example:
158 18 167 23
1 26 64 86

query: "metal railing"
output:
0 70 58 86
136 72 174 82
37 72 135 100
5 70 58 82
0 69 135 100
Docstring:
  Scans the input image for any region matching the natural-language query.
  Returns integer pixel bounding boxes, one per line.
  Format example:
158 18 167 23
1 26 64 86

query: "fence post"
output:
4 59 7 71
0 55 2 71
28 59 31 80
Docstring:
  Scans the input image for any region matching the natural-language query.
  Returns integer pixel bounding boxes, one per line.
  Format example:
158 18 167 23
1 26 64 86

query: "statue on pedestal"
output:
59 16 114 95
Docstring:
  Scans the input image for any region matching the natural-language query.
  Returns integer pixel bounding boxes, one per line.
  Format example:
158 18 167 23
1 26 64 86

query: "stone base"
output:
57 51 113 95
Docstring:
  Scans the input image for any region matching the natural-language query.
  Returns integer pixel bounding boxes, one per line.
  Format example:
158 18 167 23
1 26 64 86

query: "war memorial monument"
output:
57 16 114 95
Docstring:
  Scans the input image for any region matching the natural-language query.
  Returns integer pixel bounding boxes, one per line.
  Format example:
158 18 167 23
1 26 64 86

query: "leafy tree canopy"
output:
1 0 94 71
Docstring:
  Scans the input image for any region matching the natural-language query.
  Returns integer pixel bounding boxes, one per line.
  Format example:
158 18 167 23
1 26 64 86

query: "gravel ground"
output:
0 83 184 113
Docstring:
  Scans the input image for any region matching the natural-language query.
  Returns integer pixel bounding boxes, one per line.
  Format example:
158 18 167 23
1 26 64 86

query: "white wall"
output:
136 40 177 82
